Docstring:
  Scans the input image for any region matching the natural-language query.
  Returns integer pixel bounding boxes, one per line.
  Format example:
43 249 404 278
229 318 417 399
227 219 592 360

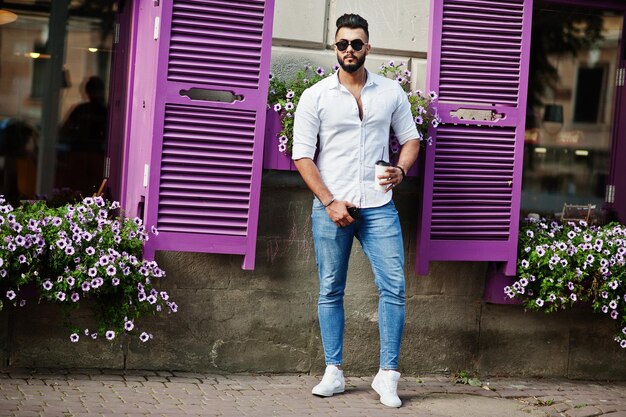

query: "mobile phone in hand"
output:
347 206 360 220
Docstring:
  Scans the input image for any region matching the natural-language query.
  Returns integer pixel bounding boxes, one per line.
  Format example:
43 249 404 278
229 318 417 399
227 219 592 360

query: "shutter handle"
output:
180 88 244 103
508 180 513 187
450 108 505 122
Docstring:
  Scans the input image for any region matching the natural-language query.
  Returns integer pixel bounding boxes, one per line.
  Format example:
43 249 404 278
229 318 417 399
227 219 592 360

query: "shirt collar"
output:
329 68 377 90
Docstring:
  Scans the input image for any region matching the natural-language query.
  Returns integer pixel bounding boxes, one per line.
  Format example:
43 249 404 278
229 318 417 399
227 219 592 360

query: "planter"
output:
262 109 423 176
483 262 522 305
263 109 297 171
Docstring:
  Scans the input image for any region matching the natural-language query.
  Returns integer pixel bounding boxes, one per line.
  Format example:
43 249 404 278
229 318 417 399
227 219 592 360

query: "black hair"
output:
335 13 369 39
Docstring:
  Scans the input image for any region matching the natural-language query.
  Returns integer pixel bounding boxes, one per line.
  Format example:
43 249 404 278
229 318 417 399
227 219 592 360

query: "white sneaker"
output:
312 365 345 397
371 369 402 407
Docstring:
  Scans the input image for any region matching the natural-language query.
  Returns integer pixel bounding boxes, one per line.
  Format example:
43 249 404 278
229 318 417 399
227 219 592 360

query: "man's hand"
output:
377 166 405 193
326 200 356 227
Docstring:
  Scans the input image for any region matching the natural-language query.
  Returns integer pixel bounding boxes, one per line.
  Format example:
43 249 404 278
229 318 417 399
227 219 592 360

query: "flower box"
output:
263 109 297 171
482 262 522 305
262 109 422 176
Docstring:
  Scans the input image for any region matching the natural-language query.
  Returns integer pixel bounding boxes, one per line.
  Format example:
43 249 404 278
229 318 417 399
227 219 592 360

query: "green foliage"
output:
511 218 626 349
453 370 482 386
0 196 176 343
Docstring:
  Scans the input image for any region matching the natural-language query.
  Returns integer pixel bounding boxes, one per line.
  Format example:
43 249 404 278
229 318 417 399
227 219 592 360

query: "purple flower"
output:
160 291 169 301
81 281 91 292
315 66 324 76
6 290 16 300
88 268 97 277
536 247 545 257
105 330 115 340
602 291 609 299
106 265 117 276
86 246 95 256
414 115 423 125
429 91 438 100
140 332 150 343
99 255 109 266
138 292 147 302
520 260 529 269
273 103 282 112
19 300 26 307
66 276 75 287
56 239 67 249
18 255 27 264
94 196 105 207
65 246 75 256
71 293 80 302
610 300 618 310
621 340 626 349
609 281 619 290
83 197 94 206
70 333 79 343
526 230 534 238
602 305 609 313
43 280 53 291
168 302 178 313
147 295 157 305
124 321 134 332
57 292 66 301
611 310 619 320
535 298 544 307
285 102 295 111
112 278 120 286
570 293 578 301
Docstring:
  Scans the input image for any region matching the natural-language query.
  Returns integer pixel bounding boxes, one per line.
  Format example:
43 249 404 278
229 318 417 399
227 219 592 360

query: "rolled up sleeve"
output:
391 86 419 145
292 88 319 160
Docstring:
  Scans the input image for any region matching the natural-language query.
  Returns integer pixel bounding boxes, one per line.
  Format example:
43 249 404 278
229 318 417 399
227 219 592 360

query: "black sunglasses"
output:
334 39 366 52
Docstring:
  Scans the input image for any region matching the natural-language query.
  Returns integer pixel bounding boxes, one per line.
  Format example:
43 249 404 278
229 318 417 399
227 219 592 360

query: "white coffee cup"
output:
374 161 391 191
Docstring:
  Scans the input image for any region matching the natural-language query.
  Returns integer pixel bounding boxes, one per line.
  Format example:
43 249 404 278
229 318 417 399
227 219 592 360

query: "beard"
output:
337 53 366 73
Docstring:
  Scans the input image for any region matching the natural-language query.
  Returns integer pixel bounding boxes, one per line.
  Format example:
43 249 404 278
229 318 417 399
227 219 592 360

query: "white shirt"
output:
292 70 419 208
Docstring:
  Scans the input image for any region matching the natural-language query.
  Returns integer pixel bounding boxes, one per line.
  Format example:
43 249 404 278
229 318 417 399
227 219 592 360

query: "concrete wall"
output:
2 173 626 379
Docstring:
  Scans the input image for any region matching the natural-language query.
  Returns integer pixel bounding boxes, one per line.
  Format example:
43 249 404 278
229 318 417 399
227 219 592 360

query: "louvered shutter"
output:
137 0 275 269
416 0 532 276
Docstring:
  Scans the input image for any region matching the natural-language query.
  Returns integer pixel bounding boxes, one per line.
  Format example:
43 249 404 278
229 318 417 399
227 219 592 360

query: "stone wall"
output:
2 173 626 380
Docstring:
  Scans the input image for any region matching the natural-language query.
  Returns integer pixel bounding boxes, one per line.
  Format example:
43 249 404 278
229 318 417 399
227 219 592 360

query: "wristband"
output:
396 165 406 180
323 198 335 208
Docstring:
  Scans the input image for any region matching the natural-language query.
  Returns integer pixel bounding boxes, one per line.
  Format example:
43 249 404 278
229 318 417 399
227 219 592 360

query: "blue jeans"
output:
311 200 405 370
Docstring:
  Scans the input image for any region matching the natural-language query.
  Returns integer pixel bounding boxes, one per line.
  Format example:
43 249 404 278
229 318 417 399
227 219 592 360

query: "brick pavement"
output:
0 369 625 417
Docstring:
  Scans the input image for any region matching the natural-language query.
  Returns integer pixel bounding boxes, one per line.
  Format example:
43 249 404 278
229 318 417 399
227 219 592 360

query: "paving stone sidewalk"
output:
0 369 625 417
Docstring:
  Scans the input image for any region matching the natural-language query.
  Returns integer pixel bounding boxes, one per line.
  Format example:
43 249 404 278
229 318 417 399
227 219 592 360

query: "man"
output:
292 13 420 408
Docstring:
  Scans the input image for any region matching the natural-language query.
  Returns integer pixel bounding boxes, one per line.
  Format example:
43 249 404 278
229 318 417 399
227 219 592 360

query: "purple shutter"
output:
416 0 532 276
124 0 275 270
